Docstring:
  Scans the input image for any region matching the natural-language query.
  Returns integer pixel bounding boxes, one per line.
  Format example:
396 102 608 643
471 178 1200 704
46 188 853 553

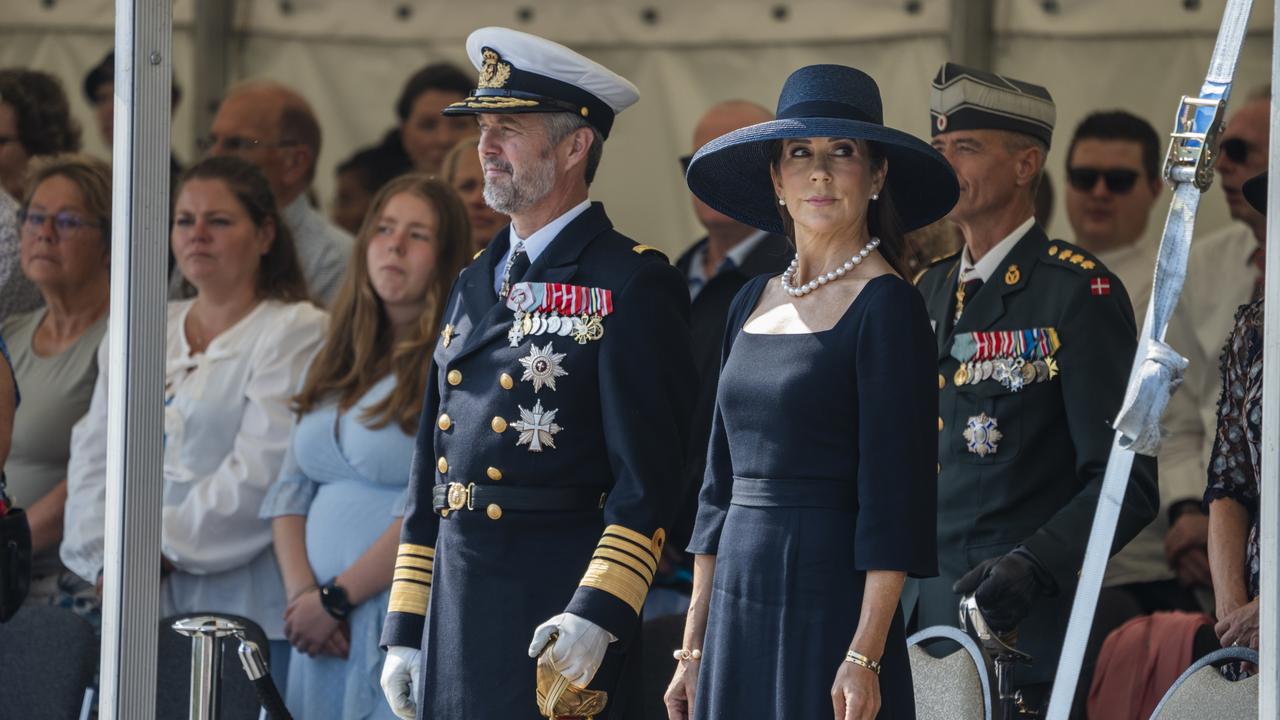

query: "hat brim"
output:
1244 172 1267 215
685 117 959 234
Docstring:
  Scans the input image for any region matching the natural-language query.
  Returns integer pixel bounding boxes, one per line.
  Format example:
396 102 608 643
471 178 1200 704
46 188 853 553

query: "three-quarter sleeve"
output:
686 275 763 556
1204 301 1263 511
258 425 318 518
852 279 938 578
162 307 327 574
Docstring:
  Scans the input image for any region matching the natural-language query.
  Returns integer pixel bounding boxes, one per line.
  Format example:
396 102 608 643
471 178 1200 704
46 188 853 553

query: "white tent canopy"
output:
3 0 1276 255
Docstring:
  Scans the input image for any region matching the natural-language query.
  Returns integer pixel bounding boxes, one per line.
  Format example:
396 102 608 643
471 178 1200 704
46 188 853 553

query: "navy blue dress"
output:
688 273 938 718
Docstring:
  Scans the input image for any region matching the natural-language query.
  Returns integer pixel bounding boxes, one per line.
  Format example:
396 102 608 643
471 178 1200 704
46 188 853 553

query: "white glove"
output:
381 645 423 720
527 612 616 688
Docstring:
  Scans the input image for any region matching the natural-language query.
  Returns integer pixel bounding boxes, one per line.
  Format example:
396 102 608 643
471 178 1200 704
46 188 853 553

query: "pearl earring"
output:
778 198 786 205
871 192 880 201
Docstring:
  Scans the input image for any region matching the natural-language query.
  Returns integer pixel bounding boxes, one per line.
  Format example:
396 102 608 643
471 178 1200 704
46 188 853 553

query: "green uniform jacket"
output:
909 224 1159 687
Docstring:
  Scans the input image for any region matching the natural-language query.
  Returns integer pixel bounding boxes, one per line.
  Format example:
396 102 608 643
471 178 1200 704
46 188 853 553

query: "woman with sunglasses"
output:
1 155 110 617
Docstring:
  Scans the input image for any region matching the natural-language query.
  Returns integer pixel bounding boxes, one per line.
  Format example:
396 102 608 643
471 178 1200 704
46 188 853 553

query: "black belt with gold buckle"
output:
432 482 607 517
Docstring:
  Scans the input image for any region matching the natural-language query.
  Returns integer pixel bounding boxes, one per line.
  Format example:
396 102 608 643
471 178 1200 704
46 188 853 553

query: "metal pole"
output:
99 0 171 717
192 0 233 145
1258 4 1280 715
949 0 995 71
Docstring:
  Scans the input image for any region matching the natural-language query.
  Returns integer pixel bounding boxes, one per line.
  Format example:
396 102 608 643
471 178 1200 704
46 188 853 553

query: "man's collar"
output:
960 216 1035 283
508 199 593 263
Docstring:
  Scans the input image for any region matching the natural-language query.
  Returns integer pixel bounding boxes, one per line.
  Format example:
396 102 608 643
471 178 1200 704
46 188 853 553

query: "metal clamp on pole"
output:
1163 94 1227 190
960 595 1036 719
172 616 244 720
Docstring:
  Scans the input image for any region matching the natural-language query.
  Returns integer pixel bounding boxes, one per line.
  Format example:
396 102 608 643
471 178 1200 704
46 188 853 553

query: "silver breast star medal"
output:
512 399 562 452
518 342 568 392
963 413 1003 457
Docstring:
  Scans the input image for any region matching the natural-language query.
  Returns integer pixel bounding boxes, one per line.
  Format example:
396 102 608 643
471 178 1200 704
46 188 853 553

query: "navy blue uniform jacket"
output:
380 203 696 718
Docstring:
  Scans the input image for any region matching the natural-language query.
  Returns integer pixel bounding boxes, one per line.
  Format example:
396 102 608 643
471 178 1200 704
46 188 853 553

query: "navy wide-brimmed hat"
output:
685 64 959 234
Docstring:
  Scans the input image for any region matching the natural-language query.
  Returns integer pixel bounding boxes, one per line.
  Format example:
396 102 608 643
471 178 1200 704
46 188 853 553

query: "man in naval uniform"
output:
378 27 695 720
910 63 1159 712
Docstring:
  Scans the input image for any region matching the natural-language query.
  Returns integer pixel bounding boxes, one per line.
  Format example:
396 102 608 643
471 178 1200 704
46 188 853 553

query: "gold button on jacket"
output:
491 416 508 433
447 369 463 386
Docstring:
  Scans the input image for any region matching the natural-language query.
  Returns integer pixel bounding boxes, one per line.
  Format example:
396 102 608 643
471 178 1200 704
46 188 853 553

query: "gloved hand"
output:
952 547 1054 633
527 612 616 688
380 645 423 720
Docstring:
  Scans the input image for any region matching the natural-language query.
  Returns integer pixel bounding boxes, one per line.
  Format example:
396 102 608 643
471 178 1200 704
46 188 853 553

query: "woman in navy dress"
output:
664 65 958 719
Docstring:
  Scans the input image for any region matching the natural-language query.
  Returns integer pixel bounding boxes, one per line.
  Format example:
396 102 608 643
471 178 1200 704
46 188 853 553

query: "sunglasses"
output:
1219 137 1253 164
1067 167 1140 194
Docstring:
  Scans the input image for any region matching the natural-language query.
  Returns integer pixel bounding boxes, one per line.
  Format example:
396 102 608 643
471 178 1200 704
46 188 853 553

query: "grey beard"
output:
483 155 557 215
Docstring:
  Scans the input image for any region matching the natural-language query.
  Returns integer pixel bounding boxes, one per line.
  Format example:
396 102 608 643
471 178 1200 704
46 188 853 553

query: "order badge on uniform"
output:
963 413 1003 457
506 282 615 347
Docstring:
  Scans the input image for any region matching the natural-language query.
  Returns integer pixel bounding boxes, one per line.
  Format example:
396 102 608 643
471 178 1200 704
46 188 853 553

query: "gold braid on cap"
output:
578 525 665 614
388 543 434 615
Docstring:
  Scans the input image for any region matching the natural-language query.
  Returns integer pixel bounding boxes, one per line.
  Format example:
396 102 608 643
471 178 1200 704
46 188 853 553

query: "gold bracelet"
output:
672 648 703 662
844 650 881 675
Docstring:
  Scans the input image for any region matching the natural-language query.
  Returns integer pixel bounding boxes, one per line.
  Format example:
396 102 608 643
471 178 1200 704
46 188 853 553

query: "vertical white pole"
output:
1259 4 1280 716
99 0 171 717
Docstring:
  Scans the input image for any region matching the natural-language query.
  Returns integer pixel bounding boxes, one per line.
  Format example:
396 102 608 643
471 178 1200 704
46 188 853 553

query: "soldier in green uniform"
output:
909 63 1159 711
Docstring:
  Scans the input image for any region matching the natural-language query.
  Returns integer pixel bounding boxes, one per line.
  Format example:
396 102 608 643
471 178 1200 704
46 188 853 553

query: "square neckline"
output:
739 273 897 337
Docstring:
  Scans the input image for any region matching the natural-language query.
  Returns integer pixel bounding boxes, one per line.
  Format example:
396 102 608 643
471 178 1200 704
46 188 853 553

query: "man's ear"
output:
1015 146 1045 188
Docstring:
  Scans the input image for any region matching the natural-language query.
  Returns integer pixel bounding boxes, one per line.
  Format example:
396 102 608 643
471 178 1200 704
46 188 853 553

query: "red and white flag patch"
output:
1090 277 1111 296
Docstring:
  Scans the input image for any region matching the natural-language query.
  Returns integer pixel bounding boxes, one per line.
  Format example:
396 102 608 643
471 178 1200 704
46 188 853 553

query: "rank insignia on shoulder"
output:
632 244 661 255
1090 276 1111 296
506 282 614 347
964 413 1003 456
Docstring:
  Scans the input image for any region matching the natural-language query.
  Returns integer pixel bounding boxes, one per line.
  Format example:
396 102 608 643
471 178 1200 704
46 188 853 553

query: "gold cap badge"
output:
478 48 512 89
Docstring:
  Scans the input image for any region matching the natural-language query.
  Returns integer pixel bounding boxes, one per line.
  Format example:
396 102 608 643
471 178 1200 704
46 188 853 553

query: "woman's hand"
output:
283 589 346 657
831 660 880 720
1216 597 1260 650
663 658 699 720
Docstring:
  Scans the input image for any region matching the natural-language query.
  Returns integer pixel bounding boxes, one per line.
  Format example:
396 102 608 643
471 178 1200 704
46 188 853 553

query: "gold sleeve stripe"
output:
388 544 435 615
397 543 435 559
389 581 431 615
396 555 434 571
580 558 650 614
595 543 657 580
601 525 660 562
394 567 433 584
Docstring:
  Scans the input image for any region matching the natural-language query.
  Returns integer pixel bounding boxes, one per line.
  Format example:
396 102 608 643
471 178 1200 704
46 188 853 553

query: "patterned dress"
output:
1204 299 1264 602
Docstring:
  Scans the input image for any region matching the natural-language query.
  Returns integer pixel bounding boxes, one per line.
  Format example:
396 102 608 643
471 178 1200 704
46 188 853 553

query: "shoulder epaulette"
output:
473 249 484 260
1043 242 1100 273
631 244 669 261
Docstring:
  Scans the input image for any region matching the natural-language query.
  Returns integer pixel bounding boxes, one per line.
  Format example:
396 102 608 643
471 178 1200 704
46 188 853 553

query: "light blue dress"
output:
260 374 411 720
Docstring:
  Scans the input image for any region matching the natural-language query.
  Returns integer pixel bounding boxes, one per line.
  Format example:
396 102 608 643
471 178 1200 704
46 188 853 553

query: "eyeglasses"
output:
679 155 692 174
1219 137 1253 164
17 209 104 234
1066 167 1140 194
196 134 299 154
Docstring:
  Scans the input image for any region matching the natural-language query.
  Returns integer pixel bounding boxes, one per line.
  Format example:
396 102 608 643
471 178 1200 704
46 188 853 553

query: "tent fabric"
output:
1 0 1274 256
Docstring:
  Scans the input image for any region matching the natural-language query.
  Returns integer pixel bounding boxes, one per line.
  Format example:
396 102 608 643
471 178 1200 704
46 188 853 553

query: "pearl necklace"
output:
780 237 881 297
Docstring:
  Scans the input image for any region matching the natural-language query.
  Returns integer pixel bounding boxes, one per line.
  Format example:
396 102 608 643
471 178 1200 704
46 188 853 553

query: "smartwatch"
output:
319 581 354 621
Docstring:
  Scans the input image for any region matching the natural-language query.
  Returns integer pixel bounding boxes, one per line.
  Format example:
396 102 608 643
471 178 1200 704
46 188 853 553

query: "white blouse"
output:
61 298 327 638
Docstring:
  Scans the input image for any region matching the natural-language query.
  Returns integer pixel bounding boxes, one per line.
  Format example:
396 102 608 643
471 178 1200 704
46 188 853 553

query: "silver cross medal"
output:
508 311 527 347
512 399 562 452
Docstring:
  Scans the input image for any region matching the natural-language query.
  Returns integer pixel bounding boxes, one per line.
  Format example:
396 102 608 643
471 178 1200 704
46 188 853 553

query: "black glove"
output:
952 547 1053 633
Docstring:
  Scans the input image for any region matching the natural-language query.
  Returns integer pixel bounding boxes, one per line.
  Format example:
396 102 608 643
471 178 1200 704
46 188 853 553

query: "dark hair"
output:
768 139 911 278
395 63 473 122
176 156 311 303
1067 111 1161 182
337 144 406 197
83 51 182 108
0 69 82 157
